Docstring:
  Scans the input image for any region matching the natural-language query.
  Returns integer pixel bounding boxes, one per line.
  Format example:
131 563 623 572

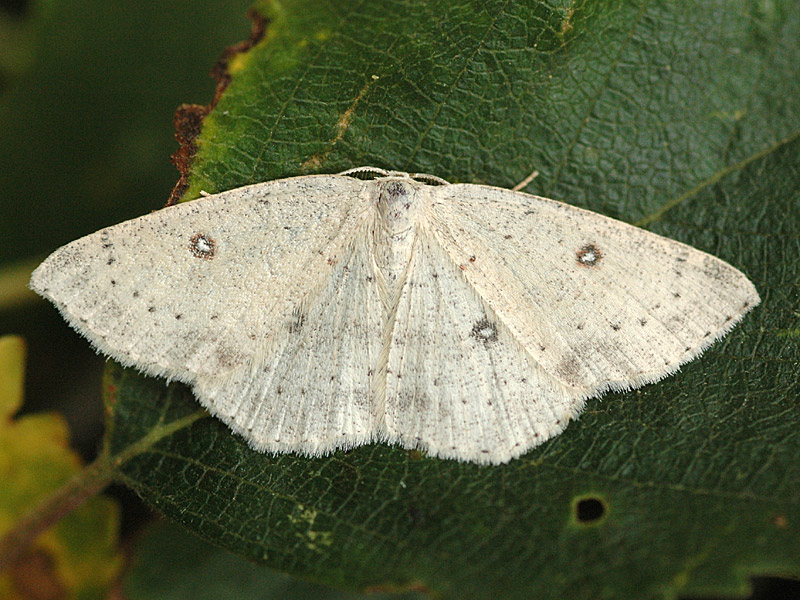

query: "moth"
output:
31 168 759 463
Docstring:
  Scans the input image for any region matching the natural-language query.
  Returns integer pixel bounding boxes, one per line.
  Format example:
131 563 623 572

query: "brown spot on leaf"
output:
168 10 266 204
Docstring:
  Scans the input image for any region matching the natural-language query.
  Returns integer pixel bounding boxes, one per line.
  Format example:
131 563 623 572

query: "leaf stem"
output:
0 451 116 572
0 408 208 573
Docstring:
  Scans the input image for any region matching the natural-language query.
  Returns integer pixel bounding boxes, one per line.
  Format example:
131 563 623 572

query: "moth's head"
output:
375 177 421 235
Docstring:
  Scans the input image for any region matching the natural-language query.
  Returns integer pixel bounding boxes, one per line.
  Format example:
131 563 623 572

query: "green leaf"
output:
104 1 799 598
0 0 254 266
123 520 422 600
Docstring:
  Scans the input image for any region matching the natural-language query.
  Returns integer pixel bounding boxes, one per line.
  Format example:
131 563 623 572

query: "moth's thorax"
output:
373 178 424 286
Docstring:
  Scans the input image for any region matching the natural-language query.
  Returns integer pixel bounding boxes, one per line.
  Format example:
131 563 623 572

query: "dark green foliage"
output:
105 1 800 598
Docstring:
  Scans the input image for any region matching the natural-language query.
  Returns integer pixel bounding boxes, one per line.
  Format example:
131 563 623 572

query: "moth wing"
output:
426 183 760 394
195 223 386 455
30 175 370 387
382 231 581 464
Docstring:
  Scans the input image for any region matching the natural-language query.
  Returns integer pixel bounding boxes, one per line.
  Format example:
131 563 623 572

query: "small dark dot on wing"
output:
471 318 498 346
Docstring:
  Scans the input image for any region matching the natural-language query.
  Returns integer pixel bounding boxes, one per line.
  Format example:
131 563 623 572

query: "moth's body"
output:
372 179 421 295
30 169 759 464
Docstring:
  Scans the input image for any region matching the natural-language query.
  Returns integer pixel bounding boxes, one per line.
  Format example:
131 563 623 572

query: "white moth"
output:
30 168 760 464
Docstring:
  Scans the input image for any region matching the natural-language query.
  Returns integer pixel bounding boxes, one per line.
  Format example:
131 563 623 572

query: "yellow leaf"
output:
0 335 121 600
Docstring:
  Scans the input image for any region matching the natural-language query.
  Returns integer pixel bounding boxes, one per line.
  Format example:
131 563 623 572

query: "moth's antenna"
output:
409 172 450 186
338 166 390 179
338 167 450 185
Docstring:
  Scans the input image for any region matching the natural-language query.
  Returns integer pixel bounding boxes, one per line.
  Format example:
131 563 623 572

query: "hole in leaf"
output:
678 576 800 600
575 496 606 524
